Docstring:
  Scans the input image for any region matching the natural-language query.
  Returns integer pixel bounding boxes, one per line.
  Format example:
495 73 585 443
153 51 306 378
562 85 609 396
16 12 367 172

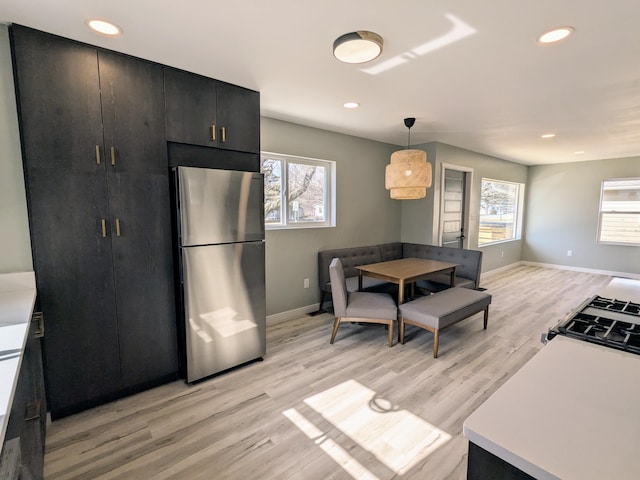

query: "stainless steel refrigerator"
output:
176 166 266 383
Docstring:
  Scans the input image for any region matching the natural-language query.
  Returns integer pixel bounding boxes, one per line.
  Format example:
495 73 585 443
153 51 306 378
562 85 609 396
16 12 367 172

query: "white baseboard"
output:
480 263 521 279
269 262 639 323
267 303 326 326
521 261 640 279
485 260 640 280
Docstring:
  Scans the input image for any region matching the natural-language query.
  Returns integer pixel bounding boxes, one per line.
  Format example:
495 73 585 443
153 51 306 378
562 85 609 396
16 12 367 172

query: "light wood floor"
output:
43 265 612 480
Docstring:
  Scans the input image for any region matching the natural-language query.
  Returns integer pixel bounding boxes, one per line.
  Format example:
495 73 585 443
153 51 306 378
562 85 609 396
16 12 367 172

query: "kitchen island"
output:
0 272 40 477
463 277 640 479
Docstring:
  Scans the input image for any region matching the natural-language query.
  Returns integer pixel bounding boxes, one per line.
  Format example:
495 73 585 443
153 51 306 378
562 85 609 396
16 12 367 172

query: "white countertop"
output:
463 277 640 479
599 277 640 303
0 272 36 447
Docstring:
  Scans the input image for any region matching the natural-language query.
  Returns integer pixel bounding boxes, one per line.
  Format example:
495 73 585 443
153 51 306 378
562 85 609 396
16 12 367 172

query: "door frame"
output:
438 163 473 248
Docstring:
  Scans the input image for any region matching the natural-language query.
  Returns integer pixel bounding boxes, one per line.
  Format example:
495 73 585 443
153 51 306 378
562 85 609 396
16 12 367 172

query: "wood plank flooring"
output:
43 265 613 479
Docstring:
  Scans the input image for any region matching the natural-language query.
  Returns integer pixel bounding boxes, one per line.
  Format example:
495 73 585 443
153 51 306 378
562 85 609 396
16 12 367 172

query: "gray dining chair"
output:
328 258 398 347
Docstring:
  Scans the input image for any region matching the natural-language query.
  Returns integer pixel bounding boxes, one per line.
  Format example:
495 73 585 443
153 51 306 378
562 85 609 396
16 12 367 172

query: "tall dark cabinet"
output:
11 25 178 418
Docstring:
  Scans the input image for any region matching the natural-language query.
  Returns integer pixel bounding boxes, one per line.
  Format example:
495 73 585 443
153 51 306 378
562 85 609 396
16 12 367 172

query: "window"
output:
479 179 524 245
261 152 336 229
598 178 640 245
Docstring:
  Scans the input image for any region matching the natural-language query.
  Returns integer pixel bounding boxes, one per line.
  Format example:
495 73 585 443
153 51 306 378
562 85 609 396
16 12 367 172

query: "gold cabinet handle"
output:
101 218 107 237
115 218 121 237
32 311 44 339
24 401 41 422
221 126 226 143
95 145 101 164
211 124 216 141
110 146 116 166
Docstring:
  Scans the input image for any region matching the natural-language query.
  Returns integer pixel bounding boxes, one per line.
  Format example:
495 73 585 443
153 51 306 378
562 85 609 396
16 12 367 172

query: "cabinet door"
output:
164 67 218 147
217 82 260 153
99 51 167 175
5 318 45 479
108 173 178 387
26 170 121 418
10 26 105 172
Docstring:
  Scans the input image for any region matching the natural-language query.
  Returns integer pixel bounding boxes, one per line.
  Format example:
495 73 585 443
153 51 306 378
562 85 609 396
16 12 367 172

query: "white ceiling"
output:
2 0 640 166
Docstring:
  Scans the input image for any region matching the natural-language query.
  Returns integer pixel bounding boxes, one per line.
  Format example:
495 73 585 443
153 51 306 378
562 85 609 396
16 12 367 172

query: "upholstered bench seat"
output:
399 287 492 357
317 243 483 311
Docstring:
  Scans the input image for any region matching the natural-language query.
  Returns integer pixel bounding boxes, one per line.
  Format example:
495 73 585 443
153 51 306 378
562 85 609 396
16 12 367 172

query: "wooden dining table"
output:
356 257 459 304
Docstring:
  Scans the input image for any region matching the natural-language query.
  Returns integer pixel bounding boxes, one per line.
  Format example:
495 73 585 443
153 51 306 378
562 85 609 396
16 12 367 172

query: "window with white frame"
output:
598 178 640 245
479 178 524 245
260 152 335 229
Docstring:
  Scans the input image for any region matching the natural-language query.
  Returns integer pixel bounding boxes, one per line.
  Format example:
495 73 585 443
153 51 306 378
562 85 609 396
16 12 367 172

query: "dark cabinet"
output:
164 67 260 153
11 25 177 418
3 314 46 480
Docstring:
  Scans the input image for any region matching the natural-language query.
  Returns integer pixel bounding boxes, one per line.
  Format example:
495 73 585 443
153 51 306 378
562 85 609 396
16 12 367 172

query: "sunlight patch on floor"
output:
284 379 451 477
283 408 380 480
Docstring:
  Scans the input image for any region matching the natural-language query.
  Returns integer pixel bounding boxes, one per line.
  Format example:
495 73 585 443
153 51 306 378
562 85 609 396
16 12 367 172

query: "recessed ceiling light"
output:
333 31 383 64
343 102 359 109
538 27 574 44
87 19 122 36
541 133 556 139
574 151 585 155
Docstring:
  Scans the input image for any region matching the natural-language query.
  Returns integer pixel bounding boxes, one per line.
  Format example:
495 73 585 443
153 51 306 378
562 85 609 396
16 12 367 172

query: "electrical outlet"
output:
303 278 309 289
567 250 573 257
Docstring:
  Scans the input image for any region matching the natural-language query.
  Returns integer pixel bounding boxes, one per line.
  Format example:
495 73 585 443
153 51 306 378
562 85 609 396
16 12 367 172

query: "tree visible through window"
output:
479 179 524 245
261 152 335 228
598 178 640 245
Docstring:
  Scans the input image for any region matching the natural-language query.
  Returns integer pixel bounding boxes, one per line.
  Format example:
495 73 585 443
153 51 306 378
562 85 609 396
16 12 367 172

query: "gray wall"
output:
261 117 400 315
398 142 438 244
401 142 528 273
3 22 638 312
0 25 32 274
523 157 640 275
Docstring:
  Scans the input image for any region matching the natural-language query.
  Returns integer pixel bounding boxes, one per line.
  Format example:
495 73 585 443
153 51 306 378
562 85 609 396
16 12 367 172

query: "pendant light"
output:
385 118 432 199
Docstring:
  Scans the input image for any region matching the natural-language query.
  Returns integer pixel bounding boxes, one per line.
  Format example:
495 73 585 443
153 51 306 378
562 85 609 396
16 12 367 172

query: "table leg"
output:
398 279 405 304
358 273 363 291
449 267 456 287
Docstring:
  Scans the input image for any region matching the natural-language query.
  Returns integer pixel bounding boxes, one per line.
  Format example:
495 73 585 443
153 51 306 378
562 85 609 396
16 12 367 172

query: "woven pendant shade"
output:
385 118 432 200
385 149 432 199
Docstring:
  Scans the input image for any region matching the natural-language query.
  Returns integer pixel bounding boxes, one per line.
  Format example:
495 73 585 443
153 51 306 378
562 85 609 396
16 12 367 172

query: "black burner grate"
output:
548 296 640 355
588 296 640 317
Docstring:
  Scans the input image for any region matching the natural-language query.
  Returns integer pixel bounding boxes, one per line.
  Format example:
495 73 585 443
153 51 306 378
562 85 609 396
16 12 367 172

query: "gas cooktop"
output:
547 295 640 355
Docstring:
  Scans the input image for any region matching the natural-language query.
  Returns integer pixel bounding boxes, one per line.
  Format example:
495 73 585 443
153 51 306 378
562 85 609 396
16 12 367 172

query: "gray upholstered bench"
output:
399 287 492 358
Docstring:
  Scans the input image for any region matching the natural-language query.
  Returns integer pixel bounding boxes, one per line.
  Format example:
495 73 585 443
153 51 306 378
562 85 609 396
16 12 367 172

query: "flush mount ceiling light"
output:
385 118 432 200
343 101 360 109
538 26 574 44
87 19 122 36
333 31 383 64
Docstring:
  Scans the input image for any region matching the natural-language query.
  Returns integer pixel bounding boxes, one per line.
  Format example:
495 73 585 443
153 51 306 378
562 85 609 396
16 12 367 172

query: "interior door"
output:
441 168 467 248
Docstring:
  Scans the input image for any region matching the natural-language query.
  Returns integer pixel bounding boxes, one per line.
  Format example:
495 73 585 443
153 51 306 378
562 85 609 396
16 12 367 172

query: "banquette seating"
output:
317 242 483 311
321 243 490 356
